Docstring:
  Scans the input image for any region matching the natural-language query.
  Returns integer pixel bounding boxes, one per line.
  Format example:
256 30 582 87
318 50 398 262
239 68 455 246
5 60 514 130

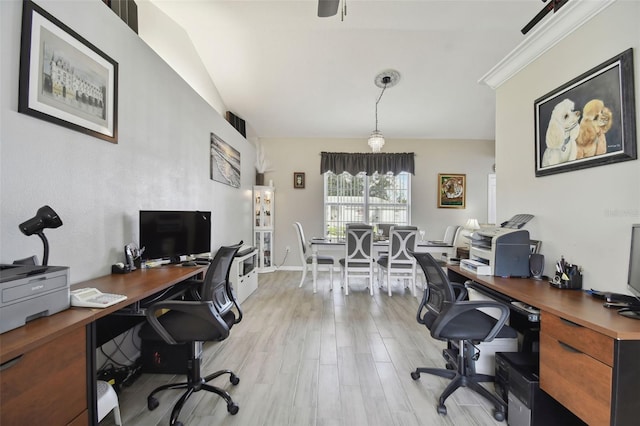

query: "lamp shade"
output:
464 218 480 230
19 205 63 236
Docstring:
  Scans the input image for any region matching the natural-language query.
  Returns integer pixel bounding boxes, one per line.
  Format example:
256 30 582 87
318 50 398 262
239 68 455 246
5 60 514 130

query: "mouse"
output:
181 261 197 267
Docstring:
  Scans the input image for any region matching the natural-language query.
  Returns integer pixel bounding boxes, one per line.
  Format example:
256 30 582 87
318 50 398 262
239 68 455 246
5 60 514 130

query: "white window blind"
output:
324 171 411 239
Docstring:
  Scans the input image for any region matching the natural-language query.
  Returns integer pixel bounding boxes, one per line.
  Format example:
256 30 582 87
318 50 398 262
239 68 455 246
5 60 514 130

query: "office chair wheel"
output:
410 371 420 380
147 396 159 411
230 374 240 385
493 409 506 422
227 402 239 415
437 404 447 416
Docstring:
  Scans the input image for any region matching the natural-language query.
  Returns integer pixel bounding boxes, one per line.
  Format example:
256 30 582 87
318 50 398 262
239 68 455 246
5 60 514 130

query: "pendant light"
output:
368 69 400 152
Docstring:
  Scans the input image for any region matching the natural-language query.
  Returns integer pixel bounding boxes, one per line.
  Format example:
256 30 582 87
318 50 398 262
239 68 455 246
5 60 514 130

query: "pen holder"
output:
550 271 582 289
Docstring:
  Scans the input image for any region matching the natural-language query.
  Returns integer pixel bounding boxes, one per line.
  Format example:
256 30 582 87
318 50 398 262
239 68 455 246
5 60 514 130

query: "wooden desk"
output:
448 265 640 426
0 265 207 426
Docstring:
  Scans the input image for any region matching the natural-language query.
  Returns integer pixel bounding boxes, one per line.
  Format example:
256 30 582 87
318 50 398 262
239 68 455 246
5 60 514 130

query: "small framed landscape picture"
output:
438 173 465 208
293 172 305 189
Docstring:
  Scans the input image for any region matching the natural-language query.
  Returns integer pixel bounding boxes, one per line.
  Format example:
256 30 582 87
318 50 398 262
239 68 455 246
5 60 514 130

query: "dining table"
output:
307 237 455 293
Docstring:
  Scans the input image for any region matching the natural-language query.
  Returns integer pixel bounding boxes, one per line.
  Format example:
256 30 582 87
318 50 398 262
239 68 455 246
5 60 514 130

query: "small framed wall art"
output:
438 173 466 208
210 132 240 188
293 172 305 189
529 240 541 254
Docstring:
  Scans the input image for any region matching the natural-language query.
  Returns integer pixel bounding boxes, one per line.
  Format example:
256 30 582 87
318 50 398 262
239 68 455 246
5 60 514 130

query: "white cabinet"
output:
253 186 275 272
230 249 258 304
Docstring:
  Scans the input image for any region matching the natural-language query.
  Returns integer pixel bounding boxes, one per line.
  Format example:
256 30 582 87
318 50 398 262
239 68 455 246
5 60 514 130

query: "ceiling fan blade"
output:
318 0 340 17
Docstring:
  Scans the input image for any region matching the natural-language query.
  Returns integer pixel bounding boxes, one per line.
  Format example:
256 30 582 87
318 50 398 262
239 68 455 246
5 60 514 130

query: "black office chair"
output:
139 242 243 426
410 252 515 422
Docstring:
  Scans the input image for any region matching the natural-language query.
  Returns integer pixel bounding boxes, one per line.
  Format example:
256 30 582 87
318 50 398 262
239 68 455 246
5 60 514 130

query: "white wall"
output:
260 137 495 268
0 0 255 283
495 1 640 293
136 0 226 117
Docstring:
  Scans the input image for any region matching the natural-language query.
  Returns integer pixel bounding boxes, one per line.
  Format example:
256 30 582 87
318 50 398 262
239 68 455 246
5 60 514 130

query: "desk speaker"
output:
530 254 544 279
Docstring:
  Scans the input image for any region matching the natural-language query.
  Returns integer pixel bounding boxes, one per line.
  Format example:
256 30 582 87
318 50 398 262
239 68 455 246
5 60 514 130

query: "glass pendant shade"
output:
368 130 385 152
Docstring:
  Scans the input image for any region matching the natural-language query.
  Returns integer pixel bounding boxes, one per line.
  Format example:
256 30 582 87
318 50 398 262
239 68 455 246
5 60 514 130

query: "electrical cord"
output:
275 248 290 269
97 328 143 392
98 328 137 370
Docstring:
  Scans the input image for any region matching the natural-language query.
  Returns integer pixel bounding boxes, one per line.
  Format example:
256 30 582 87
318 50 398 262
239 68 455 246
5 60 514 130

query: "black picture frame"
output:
534 48 636 177
293 172 305 189
529 240 541 254
18 0 118 143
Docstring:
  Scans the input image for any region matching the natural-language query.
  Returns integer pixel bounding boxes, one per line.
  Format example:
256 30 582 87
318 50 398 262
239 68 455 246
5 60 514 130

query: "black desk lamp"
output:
19 205 63 266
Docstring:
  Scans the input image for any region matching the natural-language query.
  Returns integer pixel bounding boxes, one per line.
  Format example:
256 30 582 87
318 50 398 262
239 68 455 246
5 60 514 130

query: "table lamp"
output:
464 218 480 249
19 205 63 266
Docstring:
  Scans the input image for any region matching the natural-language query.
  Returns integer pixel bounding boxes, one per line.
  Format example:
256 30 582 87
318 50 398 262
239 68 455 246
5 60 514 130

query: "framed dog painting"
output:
534 48 636 177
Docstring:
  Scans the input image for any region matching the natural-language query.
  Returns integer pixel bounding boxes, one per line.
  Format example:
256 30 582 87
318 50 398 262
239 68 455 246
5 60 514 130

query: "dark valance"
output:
320 152 415 176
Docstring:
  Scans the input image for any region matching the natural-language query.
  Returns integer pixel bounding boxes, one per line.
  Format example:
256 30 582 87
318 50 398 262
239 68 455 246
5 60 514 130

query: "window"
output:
324 171 411 238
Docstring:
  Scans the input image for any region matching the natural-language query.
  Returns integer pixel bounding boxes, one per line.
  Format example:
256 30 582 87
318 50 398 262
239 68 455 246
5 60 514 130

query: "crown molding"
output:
478 0 617 89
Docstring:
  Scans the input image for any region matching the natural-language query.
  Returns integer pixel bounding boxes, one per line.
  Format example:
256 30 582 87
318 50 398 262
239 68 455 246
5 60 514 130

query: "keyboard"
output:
70 288 128 308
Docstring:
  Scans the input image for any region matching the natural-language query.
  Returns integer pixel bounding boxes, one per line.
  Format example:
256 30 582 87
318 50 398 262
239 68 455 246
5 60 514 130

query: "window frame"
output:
323 171 411 239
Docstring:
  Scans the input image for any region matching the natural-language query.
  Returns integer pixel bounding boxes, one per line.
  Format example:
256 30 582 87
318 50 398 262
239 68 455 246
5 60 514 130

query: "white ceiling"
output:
150 0 550 141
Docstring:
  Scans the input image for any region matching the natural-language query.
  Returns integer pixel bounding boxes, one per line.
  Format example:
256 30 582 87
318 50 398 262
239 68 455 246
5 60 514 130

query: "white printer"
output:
0 264 70 334
465 228 531 277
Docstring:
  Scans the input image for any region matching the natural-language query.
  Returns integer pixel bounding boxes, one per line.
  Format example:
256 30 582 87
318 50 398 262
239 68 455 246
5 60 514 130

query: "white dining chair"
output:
293 222 334 290
377 226 418 296
339 224 374 295
443 225 462 245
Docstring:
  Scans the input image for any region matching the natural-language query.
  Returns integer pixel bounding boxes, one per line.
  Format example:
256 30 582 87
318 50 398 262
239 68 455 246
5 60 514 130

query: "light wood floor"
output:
103 271 504 426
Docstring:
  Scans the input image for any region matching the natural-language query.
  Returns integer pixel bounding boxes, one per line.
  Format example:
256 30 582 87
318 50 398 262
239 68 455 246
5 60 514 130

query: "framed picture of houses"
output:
18 0 118 143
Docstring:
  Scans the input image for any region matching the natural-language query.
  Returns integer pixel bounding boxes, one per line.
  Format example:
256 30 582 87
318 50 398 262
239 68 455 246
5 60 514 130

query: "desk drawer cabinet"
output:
540 312 612 425
0 326 88 425
540 331 611 425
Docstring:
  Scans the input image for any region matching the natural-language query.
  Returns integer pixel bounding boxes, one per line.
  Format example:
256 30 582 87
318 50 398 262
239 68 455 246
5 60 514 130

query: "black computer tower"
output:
141 339 189 374
495 352 585 426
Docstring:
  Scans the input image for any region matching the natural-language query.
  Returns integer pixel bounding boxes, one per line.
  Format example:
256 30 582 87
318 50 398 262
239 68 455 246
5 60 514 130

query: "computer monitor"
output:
627 224 640 299
139 210 211 262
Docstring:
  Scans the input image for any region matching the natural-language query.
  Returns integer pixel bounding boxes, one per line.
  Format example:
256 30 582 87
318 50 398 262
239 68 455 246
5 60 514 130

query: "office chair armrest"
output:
182 278 205 300
145 300 230 345
435 300 510 342
450 282 468 301
416 285 431 325
226 283 243 324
